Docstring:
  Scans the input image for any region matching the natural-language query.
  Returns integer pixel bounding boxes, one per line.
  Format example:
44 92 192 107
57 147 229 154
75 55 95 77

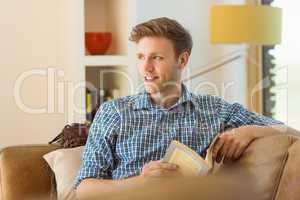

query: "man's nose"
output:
141 59 154 72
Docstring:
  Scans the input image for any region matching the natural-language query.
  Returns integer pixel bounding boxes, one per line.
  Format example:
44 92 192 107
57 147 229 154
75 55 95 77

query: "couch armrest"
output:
0 144 60 200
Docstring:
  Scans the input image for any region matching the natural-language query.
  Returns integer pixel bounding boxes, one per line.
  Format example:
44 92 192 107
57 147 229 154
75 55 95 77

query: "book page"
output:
169 148 202 176
163 141 211 176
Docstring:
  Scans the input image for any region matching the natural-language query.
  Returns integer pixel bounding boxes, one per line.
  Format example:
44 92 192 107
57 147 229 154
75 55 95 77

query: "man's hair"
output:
129 17 193 58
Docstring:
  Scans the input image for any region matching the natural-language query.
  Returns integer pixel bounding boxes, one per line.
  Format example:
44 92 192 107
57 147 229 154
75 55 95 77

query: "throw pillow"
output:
43 146 84 200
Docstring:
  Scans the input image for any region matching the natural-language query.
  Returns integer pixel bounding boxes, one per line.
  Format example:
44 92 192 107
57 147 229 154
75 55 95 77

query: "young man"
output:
75 17 298 199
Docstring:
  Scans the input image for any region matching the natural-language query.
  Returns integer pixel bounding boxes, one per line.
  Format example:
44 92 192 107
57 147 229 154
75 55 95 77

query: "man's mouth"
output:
144 76 158 82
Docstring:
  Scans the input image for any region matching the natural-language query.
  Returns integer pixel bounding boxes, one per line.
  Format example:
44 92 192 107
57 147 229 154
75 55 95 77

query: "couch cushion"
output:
43 146 84 200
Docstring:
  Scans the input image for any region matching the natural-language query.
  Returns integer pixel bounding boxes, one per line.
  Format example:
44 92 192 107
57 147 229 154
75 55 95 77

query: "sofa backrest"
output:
80 135 300 200
0 135 299 200
275 136 300 199
214 135 300 200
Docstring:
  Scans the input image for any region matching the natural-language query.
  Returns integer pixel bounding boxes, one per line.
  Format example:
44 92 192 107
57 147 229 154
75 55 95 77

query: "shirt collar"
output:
133 84 198 110
133 90 153 110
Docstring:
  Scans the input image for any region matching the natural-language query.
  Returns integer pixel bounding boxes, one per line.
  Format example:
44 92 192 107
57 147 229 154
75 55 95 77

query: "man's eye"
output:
153 56 163 60
137 55 144 60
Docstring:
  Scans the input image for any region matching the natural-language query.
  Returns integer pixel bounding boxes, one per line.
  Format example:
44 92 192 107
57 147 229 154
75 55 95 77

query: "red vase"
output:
85 32 112 55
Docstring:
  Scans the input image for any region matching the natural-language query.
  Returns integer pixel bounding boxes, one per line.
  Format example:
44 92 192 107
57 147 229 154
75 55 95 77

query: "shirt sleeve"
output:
74 101 120 188
216 97 283 128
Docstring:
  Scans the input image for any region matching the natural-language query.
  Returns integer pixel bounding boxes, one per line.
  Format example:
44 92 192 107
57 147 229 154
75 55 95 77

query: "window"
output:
263 0 300 129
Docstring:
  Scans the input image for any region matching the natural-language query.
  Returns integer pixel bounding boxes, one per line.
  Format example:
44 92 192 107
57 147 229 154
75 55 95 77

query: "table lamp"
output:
185 4 282 79
208 4 282 112
210 5 282 45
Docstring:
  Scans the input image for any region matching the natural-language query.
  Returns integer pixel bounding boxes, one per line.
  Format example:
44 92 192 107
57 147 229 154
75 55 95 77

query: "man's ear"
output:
177 51 189 69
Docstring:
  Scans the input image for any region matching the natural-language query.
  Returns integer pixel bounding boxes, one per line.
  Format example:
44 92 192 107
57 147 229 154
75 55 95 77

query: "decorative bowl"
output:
85 32 112 55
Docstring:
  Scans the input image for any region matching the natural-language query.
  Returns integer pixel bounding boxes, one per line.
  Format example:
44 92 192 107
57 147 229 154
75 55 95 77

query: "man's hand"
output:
212 126 256 163
141 160 179 178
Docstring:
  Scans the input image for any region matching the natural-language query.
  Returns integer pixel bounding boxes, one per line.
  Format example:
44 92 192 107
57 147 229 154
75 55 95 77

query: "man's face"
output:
136 36 184 94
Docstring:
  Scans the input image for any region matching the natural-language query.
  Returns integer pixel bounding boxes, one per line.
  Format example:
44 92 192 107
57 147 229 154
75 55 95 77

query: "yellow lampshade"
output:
210 5 282 45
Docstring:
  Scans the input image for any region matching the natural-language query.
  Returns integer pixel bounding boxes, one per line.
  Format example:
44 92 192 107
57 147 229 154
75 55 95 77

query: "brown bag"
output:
49 123 90 148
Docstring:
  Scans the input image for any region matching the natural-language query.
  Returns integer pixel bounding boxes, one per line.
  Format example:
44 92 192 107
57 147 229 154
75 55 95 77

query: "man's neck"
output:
150 85 182 109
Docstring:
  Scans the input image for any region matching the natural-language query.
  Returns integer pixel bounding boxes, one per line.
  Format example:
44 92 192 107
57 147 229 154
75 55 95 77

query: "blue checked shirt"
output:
75 84 281 187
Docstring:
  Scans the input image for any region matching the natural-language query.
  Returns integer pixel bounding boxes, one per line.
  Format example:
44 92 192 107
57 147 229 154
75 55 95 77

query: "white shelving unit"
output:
84 55 129 66
71 0 138 123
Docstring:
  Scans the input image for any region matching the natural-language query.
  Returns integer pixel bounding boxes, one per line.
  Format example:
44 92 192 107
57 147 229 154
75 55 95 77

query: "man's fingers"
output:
146 161 178 171
143 160 161 171
212 136 225 162
157 163 178 171
224 142 239 163
149 168 180 177
216 134 241 163
150 169 165 177
216 140 230 163
233 145 246 160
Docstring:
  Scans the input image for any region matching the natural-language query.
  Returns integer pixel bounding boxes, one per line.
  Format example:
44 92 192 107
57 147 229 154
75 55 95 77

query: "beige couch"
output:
1 135 300 200
0 145 60 200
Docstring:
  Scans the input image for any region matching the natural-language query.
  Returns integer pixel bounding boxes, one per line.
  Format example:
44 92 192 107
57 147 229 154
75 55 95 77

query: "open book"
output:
162 138 218 176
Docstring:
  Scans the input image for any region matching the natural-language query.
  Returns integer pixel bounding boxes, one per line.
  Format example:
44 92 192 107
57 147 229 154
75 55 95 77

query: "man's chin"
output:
144 87 158 94
144 84 160 94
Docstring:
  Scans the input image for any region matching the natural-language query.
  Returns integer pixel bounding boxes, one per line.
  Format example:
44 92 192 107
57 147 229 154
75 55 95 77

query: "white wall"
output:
0 0 248 149
0 0 82 149
136 0 247 104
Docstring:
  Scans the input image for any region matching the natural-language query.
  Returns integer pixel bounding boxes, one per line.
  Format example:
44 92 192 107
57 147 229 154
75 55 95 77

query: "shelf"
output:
84 55 129 66
83 0 137 122
85 0 128 55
